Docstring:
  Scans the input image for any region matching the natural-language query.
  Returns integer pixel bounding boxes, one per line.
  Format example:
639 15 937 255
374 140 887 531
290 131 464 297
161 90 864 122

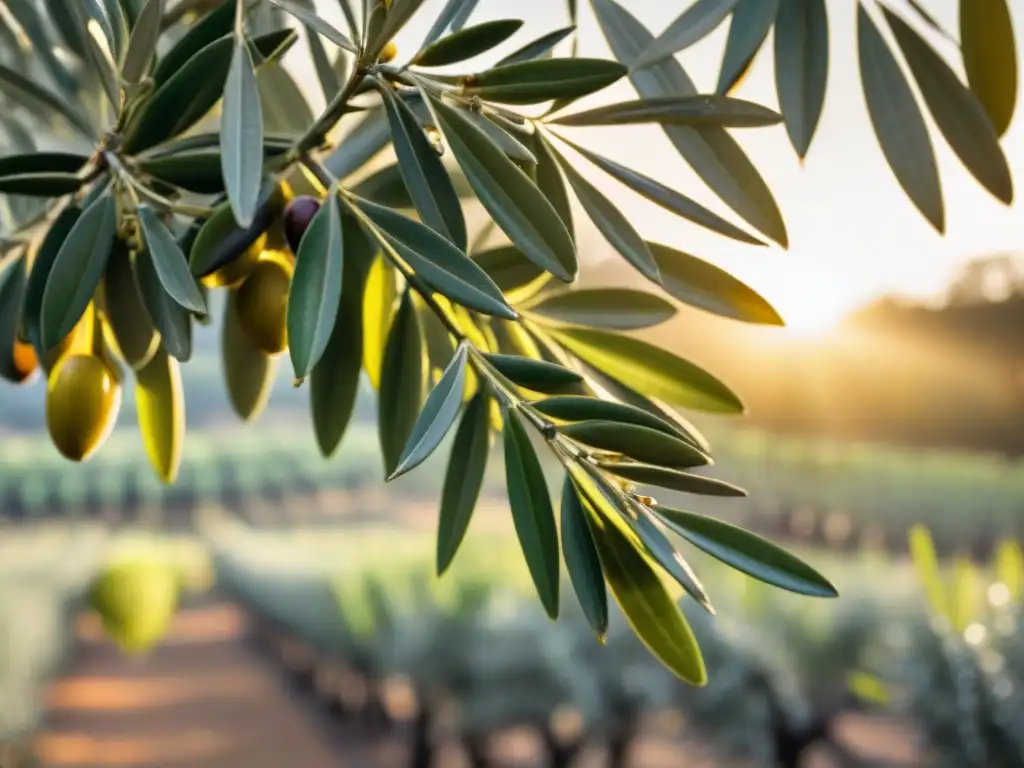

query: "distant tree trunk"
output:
605 719 637 768
541 726 584 767
463 734 492 768
409 707 434 768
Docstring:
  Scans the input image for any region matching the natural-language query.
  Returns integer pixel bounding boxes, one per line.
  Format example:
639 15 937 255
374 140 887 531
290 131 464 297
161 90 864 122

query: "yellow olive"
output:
201 232 266 289
380 41 398 63
10 339 38 384
46 354 122 462
234 251 294 356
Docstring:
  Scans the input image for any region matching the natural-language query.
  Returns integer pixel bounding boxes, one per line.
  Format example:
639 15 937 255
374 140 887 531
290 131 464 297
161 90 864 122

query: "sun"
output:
778 297 850 339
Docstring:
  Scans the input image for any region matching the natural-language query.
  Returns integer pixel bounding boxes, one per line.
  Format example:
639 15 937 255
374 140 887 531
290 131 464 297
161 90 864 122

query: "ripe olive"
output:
46 354 122 462
234 251 294 356
283 196 322 255
380 41 398 63
9 339 38 383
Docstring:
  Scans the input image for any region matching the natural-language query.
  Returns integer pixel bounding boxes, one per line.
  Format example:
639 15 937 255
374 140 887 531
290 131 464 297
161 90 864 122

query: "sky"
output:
297 0 1024 331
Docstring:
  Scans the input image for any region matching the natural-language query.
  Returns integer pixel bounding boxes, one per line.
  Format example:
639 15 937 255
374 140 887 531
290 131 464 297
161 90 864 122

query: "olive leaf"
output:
651 241 783 324
503 407 560 618
581 480 707 685
120 0 163 85
362 254 396 391
960 0 1017 137
311 220 371 457
532 395 693 442
774 0 829 158
599 461 747 497
40 193 115 351
221 20 265 227
153 0 233 85
136 248 192 363
552 326 744 413
633 0 740 70
380 84 467 249
560 477 609 638
22 206 81 356
136 205 207 313
463 58 627 105
325 107 391 180
355 197 515 320
0 65 95 140
390 343 468 480
552 95 782 128
560 420 710 468
484 352 583 392
525 288 676 330
269 0 358 52
436 386 492 575
653 506 839 597
426 92 577 282
882 6 1013 205
555 135 763 246
288 189 344 379
498 26 575 66
547 139 660 284
591 0 787 248
413 19 523 67
0 174 84 198
717 0 778 95
378 290 426 477
858 3 944 233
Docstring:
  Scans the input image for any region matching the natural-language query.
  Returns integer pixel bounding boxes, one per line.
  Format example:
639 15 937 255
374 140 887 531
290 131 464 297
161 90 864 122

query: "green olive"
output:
45 354 122 462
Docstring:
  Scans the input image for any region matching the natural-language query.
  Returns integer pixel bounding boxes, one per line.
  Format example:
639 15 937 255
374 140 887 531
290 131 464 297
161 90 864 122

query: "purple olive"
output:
283 195 322 254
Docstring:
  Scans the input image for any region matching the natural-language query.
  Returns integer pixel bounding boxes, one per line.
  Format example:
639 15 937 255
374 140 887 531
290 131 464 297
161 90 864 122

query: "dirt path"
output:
34 600 345 768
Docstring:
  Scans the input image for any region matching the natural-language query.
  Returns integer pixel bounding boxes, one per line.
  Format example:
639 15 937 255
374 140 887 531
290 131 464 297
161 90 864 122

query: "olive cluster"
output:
42 190 321 464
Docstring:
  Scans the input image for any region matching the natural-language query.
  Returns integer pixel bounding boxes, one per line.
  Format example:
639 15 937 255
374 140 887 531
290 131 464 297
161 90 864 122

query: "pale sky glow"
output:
299 0 1024 329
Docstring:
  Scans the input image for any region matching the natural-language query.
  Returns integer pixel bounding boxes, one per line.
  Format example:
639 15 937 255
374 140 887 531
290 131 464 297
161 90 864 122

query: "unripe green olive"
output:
234 251 294 356
46 354 122 462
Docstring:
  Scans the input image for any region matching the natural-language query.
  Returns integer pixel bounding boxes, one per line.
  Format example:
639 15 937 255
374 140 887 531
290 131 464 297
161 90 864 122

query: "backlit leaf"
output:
526 288 675 330
222 290 275 421
532 395 692 441
552 326 744 413
600 461 746 497
651 242 783 324
121 0 163 84
584 489 707 684
960 0 1017 136
362 254 396 391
